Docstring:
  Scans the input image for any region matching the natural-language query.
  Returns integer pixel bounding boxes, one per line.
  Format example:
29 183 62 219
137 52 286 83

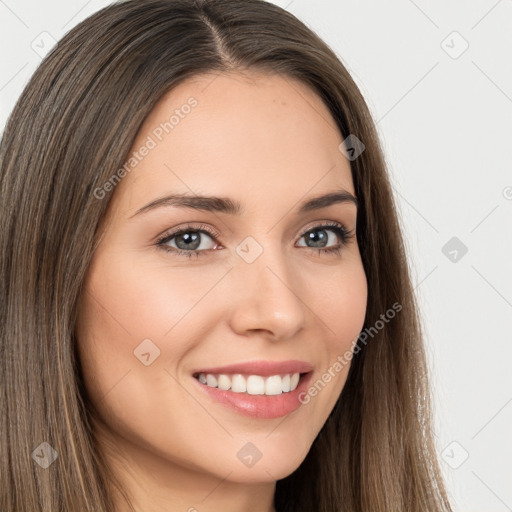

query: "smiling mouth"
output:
193 372 309 396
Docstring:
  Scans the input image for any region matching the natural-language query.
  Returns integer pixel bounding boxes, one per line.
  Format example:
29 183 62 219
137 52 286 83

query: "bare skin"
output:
76 70 368 512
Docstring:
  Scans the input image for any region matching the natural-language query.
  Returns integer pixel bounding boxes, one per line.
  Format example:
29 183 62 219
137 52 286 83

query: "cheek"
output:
74 249 231 425
80 246 229 344
306 255 368 348
75 257 221 471
295 257 367 411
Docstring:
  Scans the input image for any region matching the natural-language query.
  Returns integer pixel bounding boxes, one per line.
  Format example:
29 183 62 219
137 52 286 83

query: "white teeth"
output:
290 373 300 391
217 374 231 390
197 372 302 395
231 374 247 393
247 375 265 395
264 375 282 395
282 374 291 392
206 374 217 387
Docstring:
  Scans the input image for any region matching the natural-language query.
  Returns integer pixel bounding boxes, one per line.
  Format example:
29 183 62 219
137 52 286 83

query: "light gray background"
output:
1 1 511 510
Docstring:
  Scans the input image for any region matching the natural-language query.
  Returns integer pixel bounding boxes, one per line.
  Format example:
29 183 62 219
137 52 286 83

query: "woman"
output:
0 0 453 510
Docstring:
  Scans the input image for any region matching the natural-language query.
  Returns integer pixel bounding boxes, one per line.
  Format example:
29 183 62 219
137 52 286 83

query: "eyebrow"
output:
129 189 358 218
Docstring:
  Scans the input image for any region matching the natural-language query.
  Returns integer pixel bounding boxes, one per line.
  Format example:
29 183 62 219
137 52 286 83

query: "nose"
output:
227 244 307 341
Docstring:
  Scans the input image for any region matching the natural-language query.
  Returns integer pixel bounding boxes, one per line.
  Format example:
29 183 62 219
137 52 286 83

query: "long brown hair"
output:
0 1 452 510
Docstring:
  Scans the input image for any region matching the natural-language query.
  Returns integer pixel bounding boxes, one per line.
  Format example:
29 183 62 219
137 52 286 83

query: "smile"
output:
194 372 301 395
191 360 314 419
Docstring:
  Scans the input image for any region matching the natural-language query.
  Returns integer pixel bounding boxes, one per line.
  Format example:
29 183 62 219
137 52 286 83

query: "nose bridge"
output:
228 234 306 338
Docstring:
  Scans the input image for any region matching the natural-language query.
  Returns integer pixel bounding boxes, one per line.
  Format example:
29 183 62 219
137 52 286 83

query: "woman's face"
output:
77 71 367 487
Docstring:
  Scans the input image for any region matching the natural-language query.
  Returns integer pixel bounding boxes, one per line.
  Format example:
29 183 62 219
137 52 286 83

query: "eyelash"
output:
155 222 354 259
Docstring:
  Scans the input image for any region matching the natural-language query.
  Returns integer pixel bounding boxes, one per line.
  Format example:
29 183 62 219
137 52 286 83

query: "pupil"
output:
176 232 200 250
307 229 327 248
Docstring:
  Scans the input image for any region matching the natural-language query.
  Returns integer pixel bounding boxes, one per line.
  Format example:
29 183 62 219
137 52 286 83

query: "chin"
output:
212 434 314 483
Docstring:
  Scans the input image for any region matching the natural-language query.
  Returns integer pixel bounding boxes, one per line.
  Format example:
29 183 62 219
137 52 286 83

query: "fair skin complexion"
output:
76 70 367 512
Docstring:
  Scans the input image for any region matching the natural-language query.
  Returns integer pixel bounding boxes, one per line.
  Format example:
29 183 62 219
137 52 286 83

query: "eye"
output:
156 223 220 258
296 222 353 255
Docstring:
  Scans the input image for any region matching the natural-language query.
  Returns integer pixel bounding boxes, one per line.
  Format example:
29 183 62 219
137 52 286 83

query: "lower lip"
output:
193 373 313 419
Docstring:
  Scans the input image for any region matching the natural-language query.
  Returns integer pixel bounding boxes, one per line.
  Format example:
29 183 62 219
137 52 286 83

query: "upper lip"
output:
193 360 314 376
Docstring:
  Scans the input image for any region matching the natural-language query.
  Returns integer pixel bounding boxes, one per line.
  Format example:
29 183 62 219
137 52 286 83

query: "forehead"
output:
112 70 354 216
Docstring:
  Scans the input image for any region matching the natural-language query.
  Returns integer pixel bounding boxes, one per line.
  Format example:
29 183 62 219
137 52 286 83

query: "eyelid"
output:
299 219 345 236
155 223 220 245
